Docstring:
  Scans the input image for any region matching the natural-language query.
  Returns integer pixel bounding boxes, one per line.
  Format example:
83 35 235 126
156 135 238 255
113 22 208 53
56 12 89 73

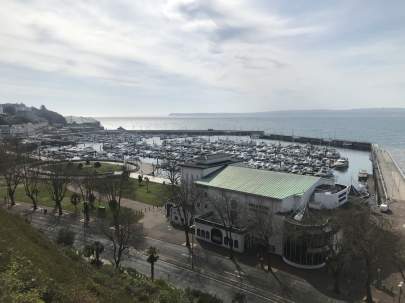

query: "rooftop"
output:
196 165 320 200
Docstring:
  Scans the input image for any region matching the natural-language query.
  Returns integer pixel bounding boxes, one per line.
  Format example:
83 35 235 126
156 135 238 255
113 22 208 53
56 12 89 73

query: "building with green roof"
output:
171 155 350 268
196 164 321 201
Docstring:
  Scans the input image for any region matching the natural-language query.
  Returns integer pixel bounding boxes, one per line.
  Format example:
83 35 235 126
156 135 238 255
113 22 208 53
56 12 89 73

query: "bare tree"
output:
339 202 395 303
101 208 142 269
163 159 180 199
247 204 282 284
75 170 97 208
210 191 244 260
97 169 131 227
97 168 142 269
70 193 81 214
0 141 23 206
46 164 70 216
173 178 203 248
21 159 40 210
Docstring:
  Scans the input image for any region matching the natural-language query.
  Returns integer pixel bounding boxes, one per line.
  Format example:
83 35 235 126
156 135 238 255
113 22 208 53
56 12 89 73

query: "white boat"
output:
315 167 334 178
333 158 349 169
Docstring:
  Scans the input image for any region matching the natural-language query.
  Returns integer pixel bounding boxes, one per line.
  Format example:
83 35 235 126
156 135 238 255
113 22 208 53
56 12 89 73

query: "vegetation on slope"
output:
0 208 221 303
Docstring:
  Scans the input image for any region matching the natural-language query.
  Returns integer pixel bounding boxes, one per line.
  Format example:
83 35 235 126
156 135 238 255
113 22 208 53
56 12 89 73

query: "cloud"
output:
0 0 404 115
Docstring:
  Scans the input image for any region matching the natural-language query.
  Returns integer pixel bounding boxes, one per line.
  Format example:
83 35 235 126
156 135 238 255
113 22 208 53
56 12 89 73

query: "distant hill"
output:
169 108 405 118
0 103 66 126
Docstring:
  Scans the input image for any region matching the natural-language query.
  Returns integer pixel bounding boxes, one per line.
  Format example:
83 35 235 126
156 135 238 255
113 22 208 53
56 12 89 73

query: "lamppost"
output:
191 226 195 270
398 281 403 303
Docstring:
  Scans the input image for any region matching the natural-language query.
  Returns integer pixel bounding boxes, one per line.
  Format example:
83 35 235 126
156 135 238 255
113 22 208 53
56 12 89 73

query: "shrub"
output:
56 228 75 247
94 162 101 168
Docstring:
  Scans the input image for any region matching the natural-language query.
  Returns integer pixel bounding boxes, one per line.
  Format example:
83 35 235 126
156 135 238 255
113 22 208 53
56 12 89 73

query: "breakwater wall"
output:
103 129 372 151
104 129 264 137
259 134 372 151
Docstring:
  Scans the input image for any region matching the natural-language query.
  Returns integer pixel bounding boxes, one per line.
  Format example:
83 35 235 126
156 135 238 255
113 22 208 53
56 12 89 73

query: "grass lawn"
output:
0 183 77 212
122 179 169 207
43 161 123 175
0 173 169 210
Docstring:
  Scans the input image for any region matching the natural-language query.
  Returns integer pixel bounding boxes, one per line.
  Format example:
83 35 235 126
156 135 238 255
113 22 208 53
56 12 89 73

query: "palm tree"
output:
146 246 159 281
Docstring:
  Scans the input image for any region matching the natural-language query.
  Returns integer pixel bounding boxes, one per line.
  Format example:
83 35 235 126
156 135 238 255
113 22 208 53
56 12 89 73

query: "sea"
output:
96 114 405 181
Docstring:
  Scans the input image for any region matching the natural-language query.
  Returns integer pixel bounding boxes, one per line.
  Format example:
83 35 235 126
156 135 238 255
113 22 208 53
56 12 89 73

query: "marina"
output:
34 130 372 187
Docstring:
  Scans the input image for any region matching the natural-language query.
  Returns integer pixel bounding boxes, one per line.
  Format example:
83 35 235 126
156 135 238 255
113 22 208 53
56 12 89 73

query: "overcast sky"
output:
0 0 404 116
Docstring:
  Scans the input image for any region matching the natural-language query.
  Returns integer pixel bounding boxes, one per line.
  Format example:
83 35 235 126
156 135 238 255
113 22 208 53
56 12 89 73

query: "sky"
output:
0 0 404 116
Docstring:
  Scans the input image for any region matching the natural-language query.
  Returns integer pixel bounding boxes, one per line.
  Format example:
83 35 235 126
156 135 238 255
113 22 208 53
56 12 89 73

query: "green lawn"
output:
0 183 77 212
122 179 169 207
43 161 123 175
0 174 169 210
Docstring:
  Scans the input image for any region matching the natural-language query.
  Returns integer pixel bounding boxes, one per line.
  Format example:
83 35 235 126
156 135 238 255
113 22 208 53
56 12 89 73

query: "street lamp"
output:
398 281 403 303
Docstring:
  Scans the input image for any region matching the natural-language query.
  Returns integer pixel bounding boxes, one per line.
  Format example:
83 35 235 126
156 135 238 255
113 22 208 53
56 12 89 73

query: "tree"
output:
0 141 23 206
146 246 159 281
83 201 90 224
163 159 180 199
74 171 97 208
209 191 243 260
138 174 143 185
247 205 281 285
83 241 104 267
101 209 141 269
144 177 150 193
97 170 131 227
56 228 75 246
46 164 70 216
70 193 81 214
21 159 40 210
173 178 203 248
338 202 396 303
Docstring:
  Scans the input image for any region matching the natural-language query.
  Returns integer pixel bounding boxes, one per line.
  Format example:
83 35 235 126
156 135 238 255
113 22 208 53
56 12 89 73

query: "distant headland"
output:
169 108 405 118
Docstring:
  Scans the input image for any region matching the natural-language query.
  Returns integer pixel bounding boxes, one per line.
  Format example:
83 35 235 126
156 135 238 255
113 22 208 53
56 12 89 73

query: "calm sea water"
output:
97 115 405 174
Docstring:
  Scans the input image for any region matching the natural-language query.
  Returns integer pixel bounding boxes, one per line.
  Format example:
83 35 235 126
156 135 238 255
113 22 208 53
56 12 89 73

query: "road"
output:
12 205 343 303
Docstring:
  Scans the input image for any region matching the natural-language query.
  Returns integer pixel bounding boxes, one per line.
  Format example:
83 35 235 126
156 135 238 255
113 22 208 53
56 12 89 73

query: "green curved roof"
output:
195 165 320 200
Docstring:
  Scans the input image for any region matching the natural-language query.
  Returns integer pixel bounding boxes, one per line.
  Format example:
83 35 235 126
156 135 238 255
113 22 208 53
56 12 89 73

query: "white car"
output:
379 203 389 213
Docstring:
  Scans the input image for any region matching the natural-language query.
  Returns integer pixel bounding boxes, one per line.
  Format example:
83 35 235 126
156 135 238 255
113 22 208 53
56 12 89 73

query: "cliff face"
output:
0 103 66 126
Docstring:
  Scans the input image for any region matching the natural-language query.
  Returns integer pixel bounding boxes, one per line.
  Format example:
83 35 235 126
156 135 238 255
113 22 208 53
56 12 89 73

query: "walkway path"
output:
375 147 405 202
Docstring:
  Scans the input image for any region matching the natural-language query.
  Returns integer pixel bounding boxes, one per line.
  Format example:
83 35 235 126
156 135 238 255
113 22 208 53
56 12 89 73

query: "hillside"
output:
0 208 220 303
0 103 66 125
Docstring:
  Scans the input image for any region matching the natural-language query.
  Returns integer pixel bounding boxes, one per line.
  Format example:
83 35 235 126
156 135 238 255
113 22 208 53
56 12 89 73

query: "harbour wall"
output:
102 129 372 151
104 129 264 137
259 134 371 151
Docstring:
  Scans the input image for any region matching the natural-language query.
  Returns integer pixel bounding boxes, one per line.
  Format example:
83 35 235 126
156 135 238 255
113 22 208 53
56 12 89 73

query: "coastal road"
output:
13 206 343 303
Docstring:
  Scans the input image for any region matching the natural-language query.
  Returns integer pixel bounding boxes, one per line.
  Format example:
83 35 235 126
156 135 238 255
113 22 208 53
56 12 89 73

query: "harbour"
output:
35 128 373 188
